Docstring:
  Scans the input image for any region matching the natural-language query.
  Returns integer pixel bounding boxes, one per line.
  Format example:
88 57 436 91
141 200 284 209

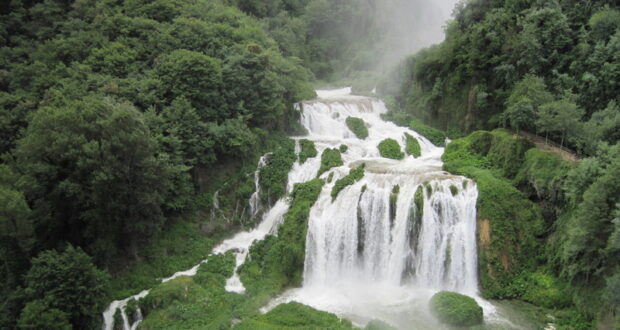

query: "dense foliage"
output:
235 302 353 329
377 138 404 160
383 1 618 154
429 291 483 327
345 116 369 139
0 0 317 327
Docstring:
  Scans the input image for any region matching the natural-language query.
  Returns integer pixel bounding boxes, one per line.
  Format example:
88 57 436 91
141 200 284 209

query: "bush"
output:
339 144 348 153
377 139 404 160
317 148 343 176
429 291 483 327
298 139 318 164
346 117 369 139
331 165 365 200
410 118 446 147
404 133 421 157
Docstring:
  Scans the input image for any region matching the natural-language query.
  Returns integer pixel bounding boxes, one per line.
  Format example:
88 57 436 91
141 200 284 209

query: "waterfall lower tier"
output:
303 175 478 295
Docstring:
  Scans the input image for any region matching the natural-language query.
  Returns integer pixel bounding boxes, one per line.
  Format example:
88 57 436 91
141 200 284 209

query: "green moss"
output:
345 116 369 139
389 185 400 225
298 139 318 164
339 144 349 153
260 138 297 202
449 184 459 196
235 302 353 329
327 172 334 183
361 184 367 193
404 133 421 157
429 291 483 327
377 138 405 160
331 165 365 200
462 180 468 189
409 118 446 147
317 148 343 176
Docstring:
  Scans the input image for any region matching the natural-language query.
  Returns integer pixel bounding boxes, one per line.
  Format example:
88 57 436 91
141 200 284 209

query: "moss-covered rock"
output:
449 184 459 196
339 144 349 153
377 138 404 160
331 165 365 200
317 148 343 176
404 133 421 157
429 291 483 327
346 116 369 139
298 139 318 164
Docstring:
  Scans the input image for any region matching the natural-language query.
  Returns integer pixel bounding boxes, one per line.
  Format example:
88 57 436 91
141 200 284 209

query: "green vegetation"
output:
345 116 369 139
19 246 109 329
429 291 483 327
298 139 318 164
404 133 421 157
414 186 424 216
317 148 344 176
339 144 349 153
259 139 297 203
331 165 365 201
449 185 458 196
377 138 405 160
383 1 618 156
235 302 353 329
409 119 446 147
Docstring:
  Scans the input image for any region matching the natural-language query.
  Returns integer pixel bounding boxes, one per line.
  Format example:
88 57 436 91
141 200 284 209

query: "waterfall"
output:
249 153 271 218
263 87 485 329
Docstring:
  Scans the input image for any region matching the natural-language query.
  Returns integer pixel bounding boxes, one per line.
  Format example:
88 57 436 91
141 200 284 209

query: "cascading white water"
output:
249 153 271 218
262 87 497 329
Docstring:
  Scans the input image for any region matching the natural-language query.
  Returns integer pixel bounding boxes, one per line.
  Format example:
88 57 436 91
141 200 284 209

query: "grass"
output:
410 118 446 147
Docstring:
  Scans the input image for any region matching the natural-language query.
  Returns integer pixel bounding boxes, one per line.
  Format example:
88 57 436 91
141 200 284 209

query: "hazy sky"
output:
372 0 460 71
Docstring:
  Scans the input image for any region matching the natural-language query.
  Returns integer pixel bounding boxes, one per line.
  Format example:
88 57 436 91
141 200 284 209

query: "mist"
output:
370 0 459 72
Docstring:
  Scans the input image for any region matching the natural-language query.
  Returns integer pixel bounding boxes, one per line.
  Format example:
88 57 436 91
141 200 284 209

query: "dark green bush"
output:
377 138 404 160
346 116 369 139
429 291 483 327
339 144 349 153
260 138 297 202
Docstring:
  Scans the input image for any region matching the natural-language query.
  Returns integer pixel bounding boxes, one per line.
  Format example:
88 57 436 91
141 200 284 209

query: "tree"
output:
537 97 584 148
154 49 225 121
18 300 70 330
21 246 109 329
504 75 553 134
14 96 172 262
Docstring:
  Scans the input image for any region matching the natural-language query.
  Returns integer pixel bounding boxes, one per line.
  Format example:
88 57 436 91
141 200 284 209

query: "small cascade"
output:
249 153 271 218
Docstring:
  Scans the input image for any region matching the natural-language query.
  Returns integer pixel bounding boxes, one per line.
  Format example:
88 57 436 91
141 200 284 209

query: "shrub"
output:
317 148 343 176
260 138 296 202
298 139 318 164
346 116 369 139
410 118 446 147
331 165 365 200
429 291 483 327
235 302 353 329
404 133 421 157
339 144 348 153
378 139 404 160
